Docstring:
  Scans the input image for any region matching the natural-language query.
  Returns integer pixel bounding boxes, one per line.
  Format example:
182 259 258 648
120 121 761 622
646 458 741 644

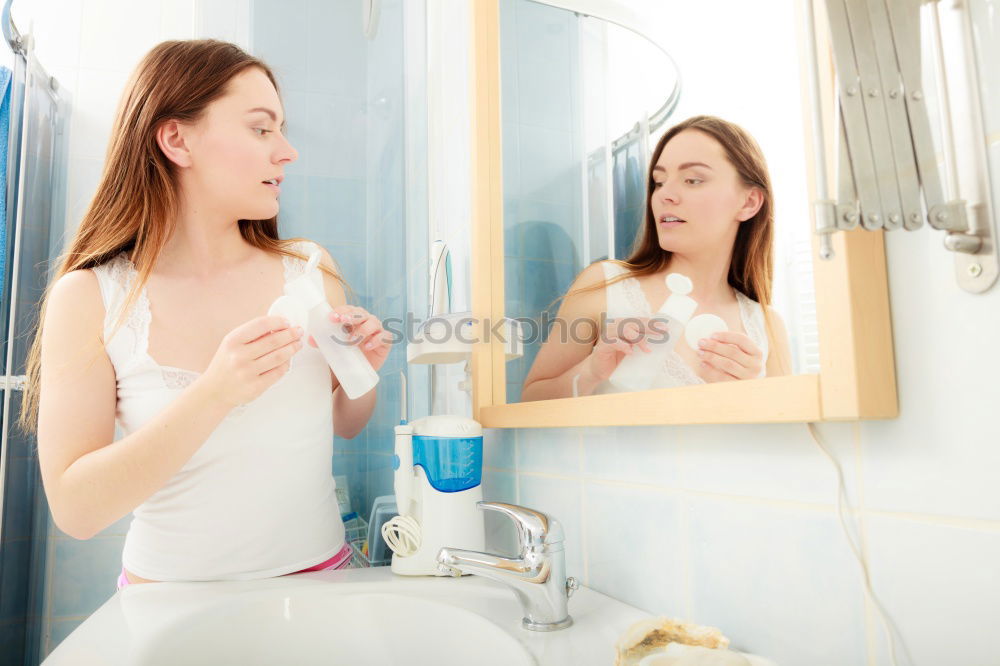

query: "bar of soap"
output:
615 617 732 666
636 644 753 665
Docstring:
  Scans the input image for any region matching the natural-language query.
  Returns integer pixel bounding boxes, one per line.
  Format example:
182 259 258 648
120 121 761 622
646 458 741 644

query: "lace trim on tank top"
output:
110 242 313 399
605 262 766 385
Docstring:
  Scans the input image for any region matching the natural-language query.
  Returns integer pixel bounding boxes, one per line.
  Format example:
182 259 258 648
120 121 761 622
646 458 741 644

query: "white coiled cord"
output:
381 514 421 557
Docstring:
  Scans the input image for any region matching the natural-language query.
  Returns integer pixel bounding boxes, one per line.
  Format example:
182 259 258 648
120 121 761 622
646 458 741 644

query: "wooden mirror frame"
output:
467 0 897 428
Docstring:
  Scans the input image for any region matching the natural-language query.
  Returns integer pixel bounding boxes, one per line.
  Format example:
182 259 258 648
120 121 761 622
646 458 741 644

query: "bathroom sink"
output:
132 589 532 665
43 566 652 665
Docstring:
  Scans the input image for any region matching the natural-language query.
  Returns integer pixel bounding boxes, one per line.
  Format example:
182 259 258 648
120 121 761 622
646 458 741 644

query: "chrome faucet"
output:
436 501 578 631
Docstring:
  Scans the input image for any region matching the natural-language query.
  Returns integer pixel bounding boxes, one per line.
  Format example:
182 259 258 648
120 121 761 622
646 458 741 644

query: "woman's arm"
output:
312 246 379 439
520 263 608 401
37 270 236 540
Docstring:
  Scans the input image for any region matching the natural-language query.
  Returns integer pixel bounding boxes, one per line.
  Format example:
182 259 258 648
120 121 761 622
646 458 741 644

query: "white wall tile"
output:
686 495 867 666
63 156 105 235
864 514 1000 666
78 0 163 71
195 0 245 46
969 0 1000 136
583 481 684 614
861 224 1000 521
582 425 681 489
679 422 859 507
12 0 83 71
158 0 195 42
67 68 130 161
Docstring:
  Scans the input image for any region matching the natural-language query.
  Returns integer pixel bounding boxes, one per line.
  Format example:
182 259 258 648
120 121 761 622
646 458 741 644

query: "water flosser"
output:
607 273 698 392
283 251 379 399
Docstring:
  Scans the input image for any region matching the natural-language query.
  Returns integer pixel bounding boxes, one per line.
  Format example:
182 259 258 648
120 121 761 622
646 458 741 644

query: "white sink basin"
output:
133 589 532 665
43 567 652 665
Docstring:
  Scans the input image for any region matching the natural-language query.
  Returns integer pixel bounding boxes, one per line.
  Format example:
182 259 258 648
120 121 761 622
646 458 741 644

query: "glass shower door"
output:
0 38 65 666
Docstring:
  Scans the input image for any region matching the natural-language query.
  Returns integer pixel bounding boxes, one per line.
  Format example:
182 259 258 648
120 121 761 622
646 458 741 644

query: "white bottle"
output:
607 273 699 393
270 250 379 399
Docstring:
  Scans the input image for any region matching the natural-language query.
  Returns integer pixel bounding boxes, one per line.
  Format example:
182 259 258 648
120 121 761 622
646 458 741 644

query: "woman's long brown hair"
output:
18 39 345 436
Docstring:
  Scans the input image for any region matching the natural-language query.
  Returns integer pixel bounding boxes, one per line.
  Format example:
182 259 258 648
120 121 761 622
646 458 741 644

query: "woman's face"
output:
182 67 298 221
649 129 759 255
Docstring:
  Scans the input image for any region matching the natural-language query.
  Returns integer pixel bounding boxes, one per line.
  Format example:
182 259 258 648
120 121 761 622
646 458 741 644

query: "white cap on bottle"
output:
283 250 326 309
657 273 698 324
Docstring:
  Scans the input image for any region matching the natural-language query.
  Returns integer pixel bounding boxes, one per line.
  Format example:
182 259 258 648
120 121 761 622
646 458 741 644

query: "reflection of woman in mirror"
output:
521 115 792 401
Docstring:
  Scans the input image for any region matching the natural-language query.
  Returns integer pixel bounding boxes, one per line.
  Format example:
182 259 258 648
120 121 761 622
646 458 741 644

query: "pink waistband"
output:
116 542 354 591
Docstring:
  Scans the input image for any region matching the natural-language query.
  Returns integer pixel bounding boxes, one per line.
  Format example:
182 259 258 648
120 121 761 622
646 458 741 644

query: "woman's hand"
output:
697 331 763 382
583 318 655 383
199 316 303 407
306 305 392 371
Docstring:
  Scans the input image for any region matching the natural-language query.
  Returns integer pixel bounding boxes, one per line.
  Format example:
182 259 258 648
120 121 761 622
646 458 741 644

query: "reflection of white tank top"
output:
90 239 345 582
595 261 769 391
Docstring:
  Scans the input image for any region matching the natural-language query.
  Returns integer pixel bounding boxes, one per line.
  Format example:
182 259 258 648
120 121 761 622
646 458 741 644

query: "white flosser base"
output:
391 467 485 576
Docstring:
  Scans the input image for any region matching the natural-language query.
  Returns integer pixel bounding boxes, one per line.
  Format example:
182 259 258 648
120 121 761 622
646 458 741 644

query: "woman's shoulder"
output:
47 268 111 344
584 259 632 282
282 238 336 266
280 237 320 256
570 261 624 296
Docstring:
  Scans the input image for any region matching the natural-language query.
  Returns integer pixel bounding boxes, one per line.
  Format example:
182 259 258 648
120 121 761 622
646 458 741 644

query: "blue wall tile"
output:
484 428 516 470
482 470 519 556
47 618 84 655
305 0 368 97
518 474 583 577
50 537 123 617
517 428 580 475
308 176 365 245
253 0 311 91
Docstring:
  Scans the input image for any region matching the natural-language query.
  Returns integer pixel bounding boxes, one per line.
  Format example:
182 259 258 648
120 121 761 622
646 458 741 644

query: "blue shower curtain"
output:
0 65 11 295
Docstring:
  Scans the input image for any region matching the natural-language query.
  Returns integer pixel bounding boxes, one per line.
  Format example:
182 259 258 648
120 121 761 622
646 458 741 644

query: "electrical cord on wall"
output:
806 423 909 666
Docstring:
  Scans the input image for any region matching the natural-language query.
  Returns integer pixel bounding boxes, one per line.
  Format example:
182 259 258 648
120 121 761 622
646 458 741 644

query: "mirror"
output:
499 0 821 404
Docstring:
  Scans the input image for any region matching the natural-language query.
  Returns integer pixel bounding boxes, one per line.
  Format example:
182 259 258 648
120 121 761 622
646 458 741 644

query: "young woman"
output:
521 115 792 400
22 40 390 588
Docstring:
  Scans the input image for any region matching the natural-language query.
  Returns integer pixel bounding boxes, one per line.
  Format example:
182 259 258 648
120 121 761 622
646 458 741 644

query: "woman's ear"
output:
737 187 764 222
155 119 193 168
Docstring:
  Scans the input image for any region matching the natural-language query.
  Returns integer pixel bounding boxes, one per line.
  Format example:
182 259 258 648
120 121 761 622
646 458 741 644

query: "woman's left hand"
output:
696 331 763 382
306 305 392 372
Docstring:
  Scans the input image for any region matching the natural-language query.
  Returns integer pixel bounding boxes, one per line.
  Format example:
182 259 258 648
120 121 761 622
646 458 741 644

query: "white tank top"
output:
595 260 769 391
91 239 345 582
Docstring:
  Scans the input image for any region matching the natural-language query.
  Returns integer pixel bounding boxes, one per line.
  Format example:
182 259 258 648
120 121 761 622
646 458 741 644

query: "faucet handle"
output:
478 501 564 549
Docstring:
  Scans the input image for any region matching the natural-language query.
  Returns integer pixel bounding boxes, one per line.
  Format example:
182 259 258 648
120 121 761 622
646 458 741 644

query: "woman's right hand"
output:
583 318 655 383
198 315 304 408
